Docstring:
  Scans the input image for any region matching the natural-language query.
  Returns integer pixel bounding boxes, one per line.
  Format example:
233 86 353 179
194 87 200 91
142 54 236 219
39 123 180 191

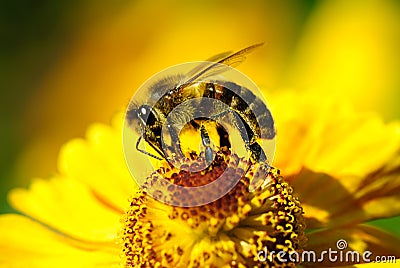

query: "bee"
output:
126 43 275 169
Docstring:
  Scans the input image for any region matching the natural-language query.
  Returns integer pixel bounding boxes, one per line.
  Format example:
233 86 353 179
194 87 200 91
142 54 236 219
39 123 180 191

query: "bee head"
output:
126 104 158 133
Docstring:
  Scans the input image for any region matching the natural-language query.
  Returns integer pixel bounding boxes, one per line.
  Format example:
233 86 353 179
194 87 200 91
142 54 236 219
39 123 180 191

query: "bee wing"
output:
182 51 232 81
144 52 235 103
206 51 235 62
182 43 264 86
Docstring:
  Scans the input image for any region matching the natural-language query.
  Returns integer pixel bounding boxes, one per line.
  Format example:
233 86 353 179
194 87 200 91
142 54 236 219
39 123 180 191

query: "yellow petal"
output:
271 88 400 221
272 89 400 181
290 168 364 229
305 225 400 266
58 114 136 211
354 152 400 221
292 163 400 230
0 214 119 268
8 175 121 243
290 139 400 228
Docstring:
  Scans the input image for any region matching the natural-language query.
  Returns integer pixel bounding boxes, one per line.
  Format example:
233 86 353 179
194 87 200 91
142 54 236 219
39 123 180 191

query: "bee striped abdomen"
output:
204 81 275 141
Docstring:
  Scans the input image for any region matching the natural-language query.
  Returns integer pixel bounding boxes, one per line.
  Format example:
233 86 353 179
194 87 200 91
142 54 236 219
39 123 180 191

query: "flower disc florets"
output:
120 151 306 267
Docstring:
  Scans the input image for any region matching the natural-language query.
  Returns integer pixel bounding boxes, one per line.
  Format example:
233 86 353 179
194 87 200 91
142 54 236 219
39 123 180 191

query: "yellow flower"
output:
1 87 400 267
120 153 306 267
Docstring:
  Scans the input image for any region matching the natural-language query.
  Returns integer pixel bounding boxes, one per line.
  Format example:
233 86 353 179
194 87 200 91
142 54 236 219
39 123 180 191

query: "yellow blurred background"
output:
1 0 399 221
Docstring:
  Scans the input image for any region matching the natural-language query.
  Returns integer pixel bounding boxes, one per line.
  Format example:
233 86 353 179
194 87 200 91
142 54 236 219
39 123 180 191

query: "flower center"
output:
120 152 306 267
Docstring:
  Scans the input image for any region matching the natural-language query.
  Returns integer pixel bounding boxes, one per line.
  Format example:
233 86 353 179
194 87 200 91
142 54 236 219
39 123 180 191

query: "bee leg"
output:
163 123 187 163
212 109 266 165
210 108 251 144
216 123 231 151
248 142 267 163
189 120 214 164
199 125 214 165
246 141 271 191
135 136 164 160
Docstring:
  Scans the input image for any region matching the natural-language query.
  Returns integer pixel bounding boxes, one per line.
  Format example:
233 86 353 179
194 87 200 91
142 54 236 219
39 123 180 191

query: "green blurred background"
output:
1 0 400 233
